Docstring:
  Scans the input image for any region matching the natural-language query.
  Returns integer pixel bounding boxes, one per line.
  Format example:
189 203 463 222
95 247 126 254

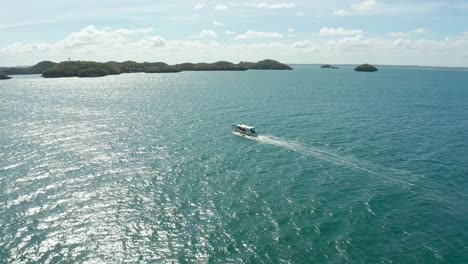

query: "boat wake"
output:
254 134 375 173
235 133 418 187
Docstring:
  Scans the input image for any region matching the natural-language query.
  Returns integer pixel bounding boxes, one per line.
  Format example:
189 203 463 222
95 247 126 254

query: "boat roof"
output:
237 124 255 129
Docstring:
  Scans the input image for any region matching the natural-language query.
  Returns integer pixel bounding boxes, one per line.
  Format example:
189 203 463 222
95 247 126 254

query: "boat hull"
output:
231 125 258 137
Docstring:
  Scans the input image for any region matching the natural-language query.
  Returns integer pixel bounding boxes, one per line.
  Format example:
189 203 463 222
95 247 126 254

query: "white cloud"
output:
114 28 153 35
0 42 50 54
319 27 363 37
293 40 312 48
138 36 167 47
288 28 295 32
334 0 378 16
333 9 349 16
351 0 377 11
59 25 153 49
249 42 286 48
193 3 205 9
389 28 426 38
236 30 283 40
212 21 225 27
333 1 443 17
225 30 236 35
214 4 228 11
328 35 369 49
199 29 217 38
392 38 448 52
168 40 221 50
0 25 168 64
296 11 305 16
253 2 296 9
389 32 409 37
2 25 468 67
413 28 425 34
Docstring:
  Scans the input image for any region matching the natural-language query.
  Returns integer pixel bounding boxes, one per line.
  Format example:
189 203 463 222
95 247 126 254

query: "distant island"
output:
355 64 378 72
0 59 292 78
320 64 339 69
0 61 57 75
0 73 12 80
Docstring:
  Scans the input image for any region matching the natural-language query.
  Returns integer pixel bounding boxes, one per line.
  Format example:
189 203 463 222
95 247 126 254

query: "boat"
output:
231 124 258 137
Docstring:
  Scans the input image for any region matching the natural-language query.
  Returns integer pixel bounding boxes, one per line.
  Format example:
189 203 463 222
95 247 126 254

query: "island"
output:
0 61 57 75
42 61 120 78
0 73 12 80
320 64 339 69
37 59 292 78
355 63 378 72
0 59 292 78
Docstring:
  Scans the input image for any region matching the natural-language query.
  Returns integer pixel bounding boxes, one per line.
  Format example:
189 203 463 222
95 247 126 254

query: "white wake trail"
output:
241 133 418 187
253 134 374 172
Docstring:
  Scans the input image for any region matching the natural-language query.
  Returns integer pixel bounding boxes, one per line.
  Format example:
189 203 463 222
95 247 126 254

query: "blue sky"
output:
1 0 468 66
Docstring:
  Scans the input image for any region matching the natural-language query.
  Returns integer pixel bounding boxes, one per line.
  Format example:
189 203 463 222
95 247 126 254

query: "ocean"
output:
1 66 467 263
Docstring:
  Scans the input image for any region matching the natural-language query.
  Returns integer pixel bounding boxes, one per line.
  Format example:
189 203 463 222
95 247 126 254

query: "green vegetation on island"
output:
239 59 293 70
355 64 378 72
320 64 339 69
42 61 120 78
0 73 12 80
40 59 292 78
173 61 248 71
144 65 182 73
0 61 57 75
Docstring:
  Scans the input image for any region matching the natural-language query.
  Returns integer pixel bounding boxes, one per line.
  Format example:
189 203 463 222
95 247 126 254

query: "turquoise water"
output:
1 66 467 263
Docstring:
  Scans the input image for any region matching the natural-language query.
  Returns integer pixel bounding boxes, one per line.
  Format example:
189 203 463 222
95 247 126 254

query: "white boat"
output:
231 124 258 137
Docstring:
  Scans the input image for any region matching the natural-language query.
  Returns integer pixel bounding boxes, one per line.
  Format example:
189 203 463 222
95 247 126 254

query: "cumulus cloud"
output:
333 9 349 16
352 0 377 11
389 32 409 37
389 28 426 37
193 3 205 9
212 21 225 27
199 29 217 38
0 42 50 54
392 38 447 52
293 40 312 48
253 2 296 9
58 25 153 49
328 35 369 49
214 4 228 11
188 29 218 39
248 42 286 48
2 25 468 67
236 30 283 39
319 27 363 37
138 36 167 47
334 0 378 16
333 1 442 17
0 25 166 64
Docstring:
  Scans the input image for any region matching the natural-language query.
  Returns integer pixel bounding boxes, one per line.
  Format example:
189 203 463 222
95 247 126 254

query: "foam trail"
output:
255 134 375 172
234 132 417 187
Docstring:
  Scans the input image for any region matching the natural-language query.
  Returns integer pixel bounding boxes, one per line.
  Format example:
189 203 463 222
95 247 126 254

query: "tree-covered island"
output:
1 59 292 78
320 64 339 69
355 64 378 72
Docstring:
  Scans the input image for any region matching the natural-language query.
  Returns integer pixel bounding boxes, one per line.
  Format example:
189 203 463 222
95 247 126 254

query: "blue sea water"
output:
0 66 467 263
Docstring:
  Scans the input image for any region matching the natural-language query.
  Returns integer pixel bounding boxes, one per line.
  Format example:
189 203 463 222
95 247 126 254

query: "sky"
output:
1 0 468 67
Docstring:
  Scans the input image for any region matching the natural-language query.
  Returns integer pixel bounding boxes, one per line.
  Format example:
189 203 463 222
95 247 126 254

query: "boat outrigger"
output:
231 124 258 137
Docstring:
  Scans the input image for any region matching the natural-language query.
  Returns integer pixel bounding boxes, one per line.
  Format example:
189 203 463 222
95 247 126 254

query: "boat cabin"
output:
232 124 258 137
